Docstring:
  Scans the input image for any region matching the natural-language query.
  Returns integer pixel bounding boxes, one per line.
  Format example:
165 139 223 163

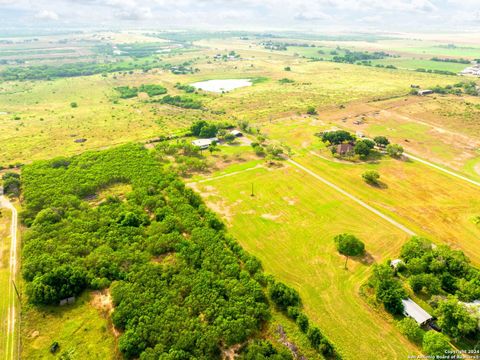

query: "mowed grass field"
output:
0 207 12 359
192 165 419 359
261 118 480 262
20 291 117 360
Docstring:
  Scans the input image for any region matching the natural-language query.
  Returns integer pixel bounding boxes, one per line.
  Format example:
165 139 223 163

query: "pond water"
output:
191 79 252 93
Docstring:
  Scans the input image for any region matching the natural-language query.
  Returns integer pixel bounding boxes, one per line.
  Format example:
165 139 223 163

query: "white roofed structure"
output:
192 138 218 149
390 259 403 268
402 298 433 325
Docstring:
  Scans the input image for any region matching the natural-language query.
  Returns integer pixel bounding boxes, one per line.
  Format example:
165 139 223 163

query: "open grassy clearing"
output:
294 152 480 262
191 164 419 359
20 291 118 360
370 58 467 72
260 117 480 260
0 207 12 359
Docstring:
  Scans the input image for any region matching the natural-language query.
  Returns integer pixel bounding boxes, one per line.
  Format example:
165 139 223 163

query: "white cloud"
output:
34 10 59 20
0 0 478 31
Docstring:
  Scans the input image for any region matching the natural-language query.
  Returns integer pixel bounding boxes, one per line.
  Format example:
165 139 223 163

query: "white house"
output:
402 298 433 325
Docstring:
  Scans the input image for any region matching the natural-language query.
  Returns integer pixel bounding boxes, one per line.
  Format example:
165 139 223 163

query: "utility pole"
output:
250 183 254 197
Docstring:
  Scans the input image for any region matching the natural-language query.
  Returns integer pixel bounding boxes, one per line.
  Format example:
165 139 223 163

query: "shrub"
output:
422 331 451 356
362 170 380 185
296 313 309 333
269 281 301 310
397 317 424 344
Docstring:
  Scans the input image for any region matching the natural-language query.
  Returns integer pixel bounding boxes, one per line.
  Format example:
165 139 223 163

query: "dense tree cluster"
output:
2 172 21 197
431 57 470 64
428 82 479 96
422 331 451 356
415 68 456 76
369 264 407 314
20 145 268 358
115 84 167 99
158 95 203 109
319 130 354 145
0 60 164 81
332 50 390 64
434 296 478 339
399 237 480 301
20 144 339 358
190 120 219 138
174 83 196 93
354 139 375 158
238 340 293 360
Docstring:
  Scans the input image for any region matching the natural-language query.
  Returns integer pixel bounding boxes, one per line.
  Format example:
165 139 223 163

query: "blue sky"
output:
0 0 479 31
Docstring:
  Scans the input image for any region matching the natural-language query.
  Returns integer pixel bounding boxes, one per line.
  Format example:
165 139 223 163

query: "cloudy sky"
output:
0 0 479 32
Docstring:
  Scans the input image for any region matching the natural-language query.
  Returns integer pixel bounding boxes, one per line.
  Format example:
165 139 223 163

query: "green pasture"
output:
193 164 419 359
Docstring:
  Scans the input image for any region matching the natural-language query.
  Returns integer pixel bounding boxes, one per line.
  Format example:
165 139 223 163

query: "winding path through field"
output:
286 158 417 236
0 194 18 360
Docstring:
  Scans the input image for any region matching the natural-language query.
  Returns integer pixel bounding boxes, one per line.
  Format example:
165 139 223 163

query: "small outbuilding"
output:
230 130 243 137
390 259 404 269
402 298 433 326
192 138 218 150
417 89 433 96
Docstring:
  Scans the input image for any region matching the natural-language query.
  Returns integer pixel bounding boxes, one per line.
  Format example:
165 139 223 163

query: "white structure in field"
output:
402 298 433 325
191 138 218 149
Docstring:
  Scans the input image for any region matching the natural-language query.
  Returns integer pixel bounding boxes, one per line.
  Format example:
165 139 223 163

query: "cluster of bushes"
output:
269 281 340 358
239 340 293 359
190 120 219 138
238 120 261 135
174 83 196 93
158 95 202 109
427 82 479 96
397 318 451 357
278 78 295 84
317 131 403 160
415 68 456 76
368 263 407 314
431 57 471 64
2 172 21 197
250 137 285 160
155 141 210 176
332 50 390 64
20 144 340 359
399 237 480 302
115 84 167 99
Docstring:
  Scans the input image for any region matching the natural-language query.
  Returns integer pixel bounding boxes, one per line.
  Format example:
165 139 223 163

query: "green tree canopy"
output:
334 233 365 268
422 331 451 356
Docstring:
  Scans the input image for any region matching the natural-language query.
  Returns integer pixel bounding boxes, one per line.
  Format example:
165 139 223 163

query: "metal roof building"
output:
402 298 433 325
191 138 218 149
